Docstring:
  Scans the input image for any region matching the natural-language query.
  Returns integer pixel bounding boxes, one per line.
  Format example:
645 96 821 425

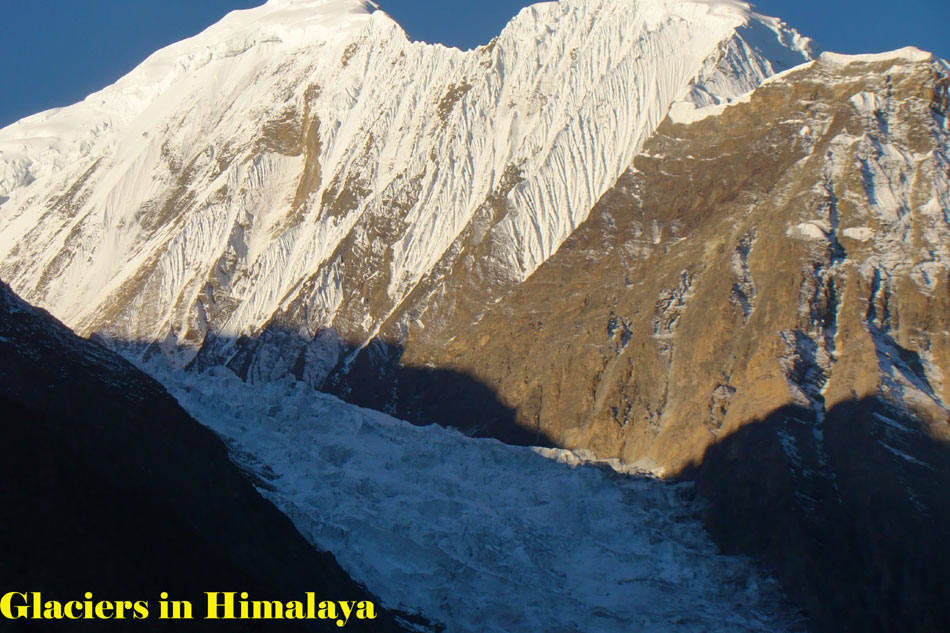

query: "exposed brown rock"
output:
341 56 950 474
312 54 950 633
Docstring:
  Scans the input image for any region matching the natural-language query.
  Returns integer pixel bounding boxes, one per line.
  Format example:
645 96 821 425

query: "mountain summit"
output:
0 0 811 372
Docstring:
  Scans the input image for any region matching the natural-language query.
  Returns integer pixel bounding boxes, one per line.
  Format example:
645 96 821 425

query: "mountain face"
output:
334 48 950 632
384 50 950 633
0 281 403 632
375 49 950 467
0 0 810 373
1 0 949 631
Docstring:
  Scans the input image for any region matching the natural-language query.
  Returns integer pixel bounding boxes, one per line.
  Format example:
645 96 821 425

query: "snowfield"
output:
156 364 804 633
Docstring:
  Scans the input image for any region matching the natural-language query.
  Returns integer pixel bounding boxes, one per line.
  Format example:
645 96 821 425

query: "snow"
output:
820 47 933 66
155 364 804 633
849 91 885 116
841 227 873 242
667 9 814 125
668 92 752 124
878 441 933 469
668 45 941 126
0 0 378 197
872 411 913 435
787 222 829 241
778 46 950 299
0 0 813 360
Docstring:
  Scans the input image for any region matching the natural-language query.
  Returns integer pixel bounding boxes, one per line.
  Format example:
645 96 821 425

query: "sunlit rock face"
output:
391 51 950 469
361 50 950 633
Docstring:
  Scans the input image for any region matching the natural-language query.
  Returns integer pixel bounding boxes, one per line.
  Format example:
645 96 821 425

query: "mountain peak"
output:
0 0 813 367
198 0 378 43
819 46 933 65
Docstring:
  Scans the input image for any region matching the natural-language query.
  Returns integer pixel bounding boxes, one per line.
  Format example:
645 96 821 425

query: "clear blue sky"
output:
2 0 947 128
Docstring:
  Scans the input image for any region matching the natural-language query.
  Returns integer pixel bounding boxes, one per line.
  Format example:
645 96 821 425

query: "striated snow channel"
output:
155 364 804 633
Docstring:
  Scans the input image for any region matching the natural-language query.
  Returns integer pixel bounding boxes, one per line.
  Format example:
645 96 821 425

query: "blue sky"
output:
2 0 947 128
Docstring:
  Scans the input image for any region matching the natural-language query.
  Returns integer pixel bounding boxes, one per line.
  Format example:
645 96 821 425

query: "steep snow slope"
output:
0 0 811 368
158 363 804 633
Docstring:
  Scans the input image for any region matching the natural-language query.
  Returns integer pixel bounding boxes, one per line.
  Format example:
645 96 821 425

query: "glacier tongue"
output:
0 0 811 362
161 364 803 633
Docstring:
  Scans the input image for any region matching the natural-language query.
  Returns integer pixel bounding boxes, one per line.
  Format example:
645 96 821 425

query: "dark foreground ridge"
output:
0 281 407 633
683 398 950 633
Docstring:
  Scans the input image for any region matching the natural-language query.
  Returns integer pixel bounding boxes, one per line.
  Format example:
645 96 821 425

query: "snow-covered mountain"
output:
0 0 810 372
4 0 950 631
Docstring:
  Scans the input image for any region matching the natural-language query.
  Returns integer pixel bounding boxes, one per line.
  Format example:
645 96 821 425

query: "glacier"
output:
159 363 804 632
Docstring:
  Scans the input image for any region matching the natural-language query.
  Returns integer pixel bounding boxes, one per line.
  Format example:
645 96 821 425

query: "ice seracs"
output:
162 364 804 633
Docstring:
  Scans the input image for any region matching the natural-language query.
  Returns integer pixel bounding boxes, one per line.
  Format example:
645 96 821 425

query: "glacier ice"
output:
161 364 805 633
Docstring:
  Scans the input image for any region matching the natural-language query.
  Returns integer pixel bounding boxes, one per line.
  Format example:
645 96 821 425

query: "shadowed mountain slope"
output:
0 281 405 632
690 397 950 633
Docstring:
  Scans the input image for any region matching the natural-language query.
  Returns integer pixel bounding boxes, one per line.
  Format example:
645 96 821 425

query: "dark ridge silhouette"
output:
327 339 549 447
681 398 950 633
0 282 409 633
